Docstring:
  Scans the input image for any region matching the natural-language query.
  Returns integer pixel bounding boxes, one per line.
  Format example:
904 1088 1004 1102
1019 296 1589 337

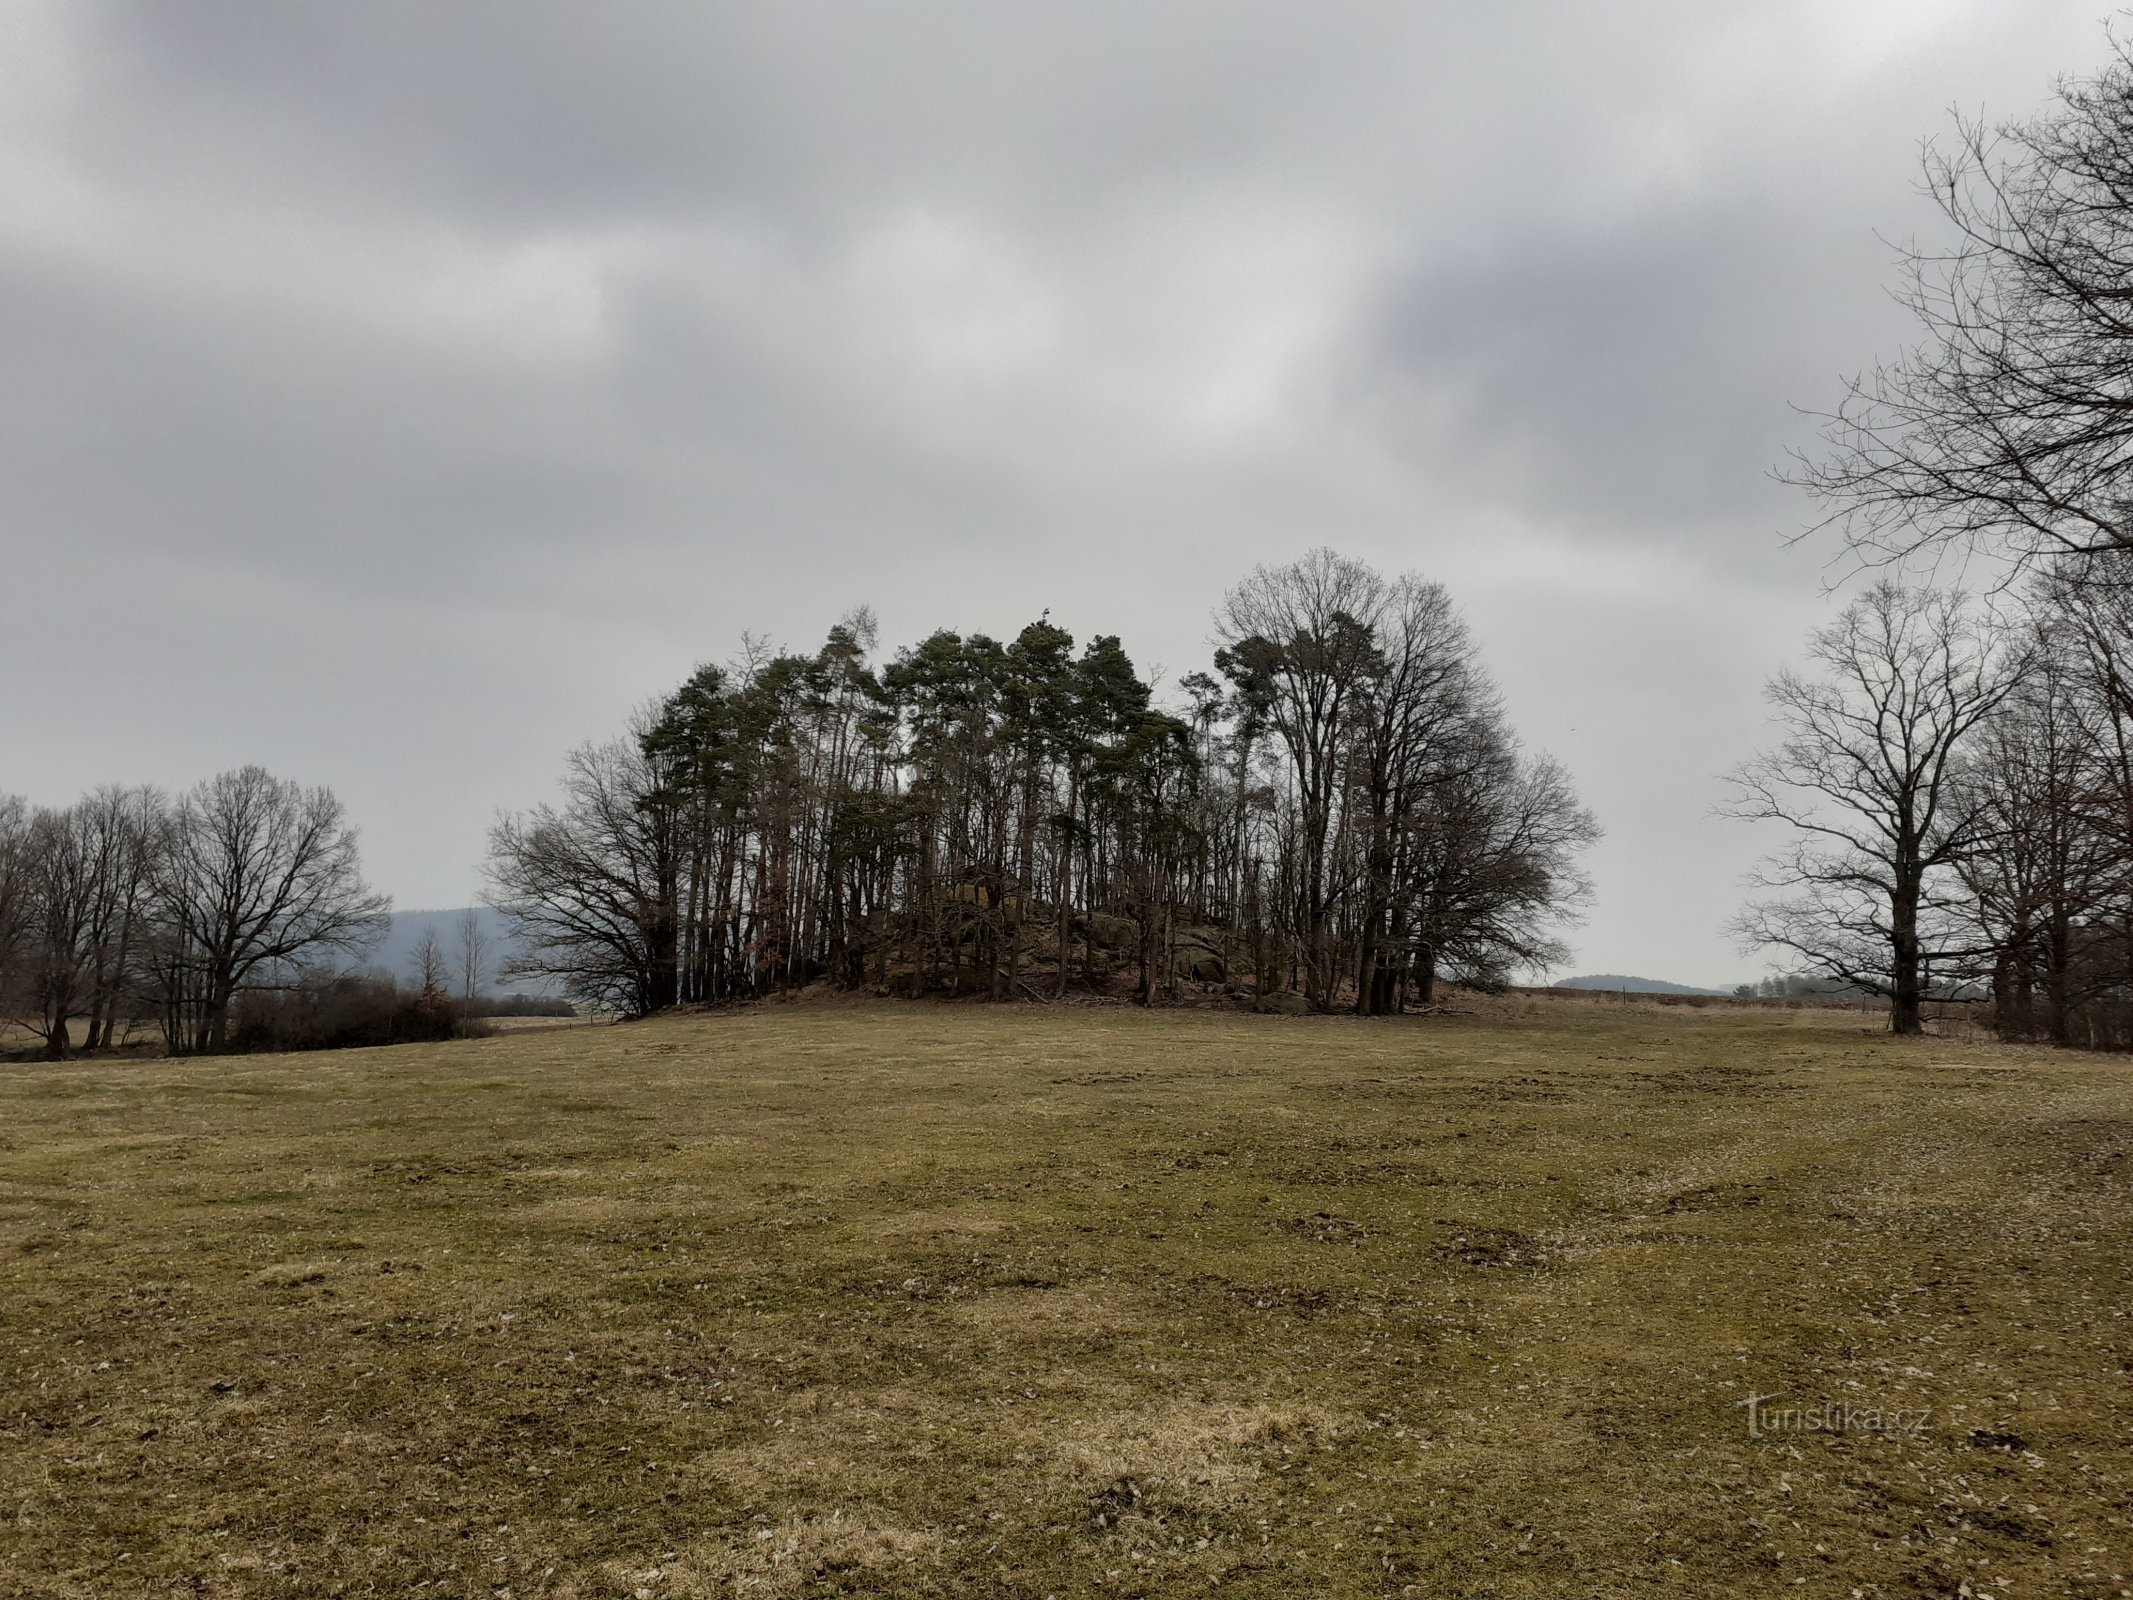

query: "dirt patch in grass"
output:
1430 1222 1547 1267
651 1510 942 1599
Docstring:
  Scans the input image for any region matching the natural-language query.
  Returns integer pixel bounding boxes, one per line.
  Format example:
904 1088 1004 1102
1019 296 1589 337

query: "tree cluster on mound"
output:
489 550 1599 1016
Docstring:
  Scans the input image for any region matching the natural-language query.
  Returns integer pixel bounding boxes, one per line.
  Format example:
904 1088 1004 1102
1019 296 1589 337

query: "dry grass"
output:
0 998 2127 1597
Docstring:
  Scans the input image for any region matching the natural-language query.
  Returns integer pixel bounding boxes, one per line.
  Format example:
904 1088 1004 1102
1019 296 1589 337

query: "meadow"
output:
0 996 2126 1598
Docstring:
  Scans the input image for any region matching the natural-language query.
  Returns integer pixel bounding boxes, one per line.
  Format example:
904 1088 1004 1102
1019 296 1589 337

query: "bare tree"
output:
455 907 490 1018
1946 555 2133 1046
1407 733 1598 1000
76 786 162 1051
11 788 164 1057
1793 36 2133 574
2045 553 2133 859
148 767 390 1054
1351 576 1485 1012
409 929 450 997
1954 618 2118 1041
487 732 680 1015
1214 548 1386 1008
1725 584 2022 1034
17 806 95 1059
0 797 28 1028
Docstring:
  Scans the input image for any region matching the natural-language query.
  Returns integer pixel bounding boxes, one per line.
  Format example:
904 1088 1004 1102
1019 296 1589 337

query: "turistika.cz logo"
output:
1737 1390 1931 1440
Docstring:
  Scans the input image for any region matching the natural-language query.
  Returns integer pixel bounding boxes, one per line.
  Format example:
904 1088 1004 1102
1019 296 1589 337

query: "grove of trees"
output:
1756 32 2133 1045
0 767 390 1057
489 550 1600 1016
1731 566 2133 1044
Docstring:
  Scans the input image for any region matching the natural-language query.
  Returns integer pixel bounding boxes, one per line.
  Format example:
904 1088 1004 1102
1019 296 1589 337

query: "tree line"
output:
1755 31 2133 1045
0 767 390 1057
1726 572 2133 1043
489 550 1599 1016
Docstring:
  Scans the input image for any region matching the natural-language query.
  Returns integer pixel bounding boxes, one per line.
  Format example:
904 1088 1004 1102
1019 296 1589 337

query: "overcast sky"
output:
1 2 2118 986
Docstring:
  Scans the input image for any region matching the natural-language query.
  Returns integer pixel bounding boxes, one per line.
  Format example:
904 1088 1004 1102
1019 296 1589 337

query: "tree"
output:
1953 617 2117 1041
0 797 28 1027
1214 549 1386 1008
2043 553 2133 884
17 805 96 1059
456 907 490 1017
409 929 450 997
75 786 162 1051
12 788 162 1058
1943 556 2133 1046
1096 708 1201 1005
493 559 1595 1015
148 767 389 1054
1794 36 2133 574
487 732 680 1015
1211 557 1594 1012
1350 575 1484 1012
1407 734 1598 1000
1726 585 2022 1035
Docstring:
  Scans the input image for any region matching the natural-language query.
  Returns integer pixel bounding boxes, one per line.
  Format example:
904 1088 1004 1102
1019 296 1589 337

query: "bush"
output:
226 975 475 1053
472 993 577 1018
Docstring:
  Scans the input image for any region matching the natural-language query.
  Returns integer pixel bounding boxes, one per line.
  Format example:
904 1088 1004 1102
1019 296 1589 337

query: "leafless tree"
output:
148 767 390 1054
75 786 161 1051
2044 552 2133 844
1953 618 2118 1040
0 797 28 1027
1407 733 1598 1000
16 806 94 1058
4 789 163 1058
1726 584 2023 1034
1938 555 2133 1046
487 732 680 1015
1214 548 1387 1008
1793 37 2133 575
455 907 490 1017
409 929 450 997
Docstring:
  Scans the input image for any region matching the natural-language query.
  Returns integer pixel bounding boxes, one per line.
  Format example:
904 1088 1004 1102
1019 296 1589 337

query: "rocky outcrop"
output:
1252 989 1311 1016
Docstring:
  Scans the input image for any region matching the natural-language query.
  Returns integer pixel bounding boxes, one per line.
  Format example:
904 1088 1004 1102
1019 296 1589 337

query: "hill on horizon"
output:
1551 973 1733 996
366 907 540 992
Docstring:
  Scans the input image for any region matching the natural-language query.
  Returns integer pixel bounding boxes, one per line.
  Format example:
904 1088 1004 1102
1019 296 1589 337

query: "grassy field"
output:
0 997 2127 1598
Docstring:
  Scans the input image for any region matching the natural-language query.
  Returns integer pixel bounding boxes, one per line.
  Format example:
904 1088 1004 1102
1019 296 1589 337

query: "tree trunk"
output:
1890 882 1923 1036
1054 770 1079 1001
2044 910 2072 1046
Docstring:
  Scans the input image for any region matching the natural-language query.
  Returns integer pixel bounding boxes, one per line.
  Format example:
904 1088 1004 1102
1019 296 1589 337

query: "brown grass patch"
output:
0 999 2125 1596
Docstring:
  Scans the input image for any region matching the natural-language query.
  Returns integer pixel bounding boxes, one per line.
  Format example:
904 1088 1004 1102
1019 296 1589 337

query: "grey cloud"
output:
1 1 2119 982
1363 201 1836 541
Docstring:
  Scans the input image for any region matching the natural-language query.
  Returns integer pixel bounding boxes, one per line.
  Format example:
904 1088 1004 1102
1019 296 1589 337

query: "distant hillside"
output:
364 907 545 992
1552 973 1732 996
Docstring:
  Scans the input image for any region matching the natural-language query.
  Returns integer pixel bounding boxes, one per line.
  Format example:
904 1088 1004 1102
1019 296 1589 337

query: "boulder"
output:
1253 989 1311 1016
1179 950 1226 983
1082 913 1140 950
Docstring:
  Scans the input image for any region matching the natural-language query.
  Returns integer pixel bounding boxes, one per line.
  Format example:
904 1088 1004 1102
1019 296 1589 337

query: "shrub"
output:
471 993 577 1018
225 974 474 1053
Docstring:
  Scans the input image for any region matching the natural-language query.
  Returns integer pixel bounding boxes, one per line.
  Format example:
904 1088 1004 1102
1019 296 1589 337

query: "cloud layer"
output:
1 1 2115 983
